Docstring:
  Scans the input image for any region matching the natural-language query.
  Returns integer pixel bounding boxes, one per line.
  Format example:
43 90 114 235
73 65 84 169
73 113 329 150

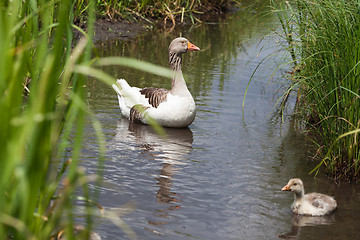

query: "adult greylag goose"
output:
281 178 337 216
112 37 200 128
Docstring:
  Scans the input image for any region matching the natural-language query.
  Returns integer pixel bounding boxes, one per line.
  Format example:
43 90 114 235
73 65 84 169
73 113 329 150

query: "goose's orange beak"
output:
187 42 200 51
281 185 290 191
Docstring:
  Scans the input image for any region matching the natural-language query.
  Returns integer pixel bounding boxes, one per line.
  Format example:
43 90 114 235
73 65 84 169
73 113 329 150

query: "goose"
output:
112 37 200 128
281 178 337 216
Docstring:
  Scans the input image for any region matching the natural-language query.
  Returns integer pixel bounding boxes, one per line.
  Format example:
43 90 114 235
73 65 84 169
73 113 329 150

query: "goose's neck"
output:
294 189 305 200
169 52 189 95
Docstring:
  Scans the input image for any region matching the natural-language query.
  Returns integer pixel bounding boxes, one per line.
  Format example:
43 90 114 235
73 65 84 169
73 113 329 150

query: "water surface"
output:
82 5 360 240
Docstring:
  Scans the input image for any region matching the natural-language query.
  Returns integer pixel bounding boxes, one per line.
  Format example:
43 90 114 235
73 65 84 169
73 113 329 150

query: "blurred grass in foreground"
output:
0 0 179 238
0 0 102 239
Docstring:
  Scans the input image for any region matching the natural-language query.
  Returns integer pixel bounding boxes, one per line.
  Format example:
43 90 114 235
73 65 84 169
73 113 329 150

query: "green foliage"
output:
0 0 101 239
275 0 360 181
0 0 187 237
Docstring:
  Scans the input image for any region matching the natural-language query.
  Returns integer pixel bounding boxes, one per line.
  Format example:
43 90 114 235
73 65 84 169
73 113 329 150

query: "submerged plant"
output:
274 0 360 181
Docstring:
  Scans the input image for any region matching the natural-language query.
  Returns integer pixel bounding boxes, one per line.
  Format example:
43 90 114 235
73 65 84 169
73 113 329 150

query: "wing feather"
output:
140 87 169 108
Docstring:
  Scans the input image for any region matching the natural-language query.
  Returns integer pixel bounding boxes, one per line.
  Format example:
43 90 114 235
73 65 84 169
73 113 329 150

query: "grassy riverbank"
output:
75 0 238 25
275 0 360 181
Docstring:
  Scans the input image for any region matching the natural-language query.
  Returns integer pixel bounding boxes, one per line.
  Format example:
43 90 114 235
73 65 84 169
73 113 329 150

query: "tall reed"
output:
275 0 360 181
0 0 101 239
0 0 179 237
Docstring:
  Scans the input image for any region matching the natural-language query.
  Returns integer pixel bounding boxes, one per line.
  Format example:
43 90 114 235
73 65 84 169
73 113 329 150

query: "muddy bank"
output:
92 19 151 42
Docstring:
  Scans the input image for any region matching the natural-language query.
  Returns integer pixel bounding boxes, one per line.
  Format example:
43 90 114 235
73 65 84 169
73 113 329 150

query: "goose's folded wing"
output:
140 87 169 108
307 193 335 210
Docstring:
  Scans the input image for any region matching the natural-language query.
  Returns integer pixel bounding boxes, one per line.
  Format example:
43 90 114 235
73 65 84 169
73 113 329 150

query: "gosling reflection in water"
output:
279 214 335 240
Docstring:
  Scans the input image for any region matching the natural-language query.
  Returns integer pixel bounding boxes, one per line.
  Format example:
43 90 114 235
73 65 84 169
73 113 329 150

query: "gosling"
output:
281 178 337 216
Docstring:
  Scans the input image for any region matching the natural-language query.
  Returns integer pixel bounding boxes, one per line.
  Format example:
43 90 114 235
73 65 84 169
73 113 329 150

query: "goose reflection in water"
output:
278 214 335 240
113 118 193 226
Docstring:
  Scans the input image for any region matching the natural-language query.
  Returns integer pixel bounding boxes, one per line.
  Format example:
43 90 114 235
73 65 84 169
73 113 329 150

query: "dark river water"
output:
80 3 360 240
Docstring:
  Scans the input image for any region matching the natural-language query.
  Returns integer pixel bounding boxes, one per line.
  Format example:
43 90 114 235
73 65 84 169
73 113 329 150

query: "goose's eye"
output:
181 41 185 44
293 183 297 186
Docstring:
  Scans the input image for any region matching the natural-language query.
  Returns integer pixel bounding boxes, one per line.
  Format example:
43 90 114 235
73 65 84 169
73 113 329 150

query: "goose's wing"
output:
306 193 337 212
140 87 169 108
307 194 327 209
128 87 169 123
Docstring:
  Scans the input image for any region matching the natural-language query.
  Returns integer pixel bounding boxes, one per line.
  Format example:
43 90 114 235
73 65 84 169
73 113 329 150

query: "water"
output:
81 5 360 240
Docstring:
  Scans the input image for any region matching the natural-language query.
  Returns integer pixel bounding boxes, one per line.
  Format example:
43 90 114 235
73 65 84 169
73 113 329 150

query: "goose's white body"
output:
112 37 199 128
112 79 196 128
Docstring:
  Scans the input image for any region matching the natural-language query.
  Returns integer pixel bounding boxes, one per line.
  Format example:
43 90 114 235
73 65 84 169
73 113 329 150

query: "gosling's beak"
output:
281 185 290 191
187 42 200 51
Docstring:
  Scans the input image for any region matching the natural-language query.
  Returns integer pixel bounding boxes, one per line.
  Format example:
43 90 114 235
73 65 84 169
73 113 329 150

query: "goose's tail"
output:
112 79 133 118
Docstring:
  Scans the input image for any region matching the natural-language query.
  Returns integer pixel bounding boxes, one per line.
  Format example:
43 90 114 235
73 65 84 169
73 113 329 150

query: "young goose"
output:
112 37 200 128
281 178 337 216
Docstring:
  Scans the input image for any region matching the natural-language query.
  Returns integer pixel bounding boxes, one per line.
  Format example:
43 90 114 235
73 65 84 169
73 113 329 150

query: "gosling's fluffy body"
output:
282 178 337 216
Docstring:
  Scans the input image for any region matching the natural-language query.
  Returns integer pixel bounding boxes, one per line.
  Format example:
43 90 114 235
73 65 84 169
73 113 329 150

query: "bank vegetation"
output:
275 0 360 181
74 0 239 25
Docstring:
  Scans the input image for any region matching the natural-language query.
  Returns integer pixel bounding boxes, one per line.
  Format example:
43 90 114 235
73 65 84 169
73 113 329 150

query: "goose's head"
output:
282 178 305 195
169 37 200 54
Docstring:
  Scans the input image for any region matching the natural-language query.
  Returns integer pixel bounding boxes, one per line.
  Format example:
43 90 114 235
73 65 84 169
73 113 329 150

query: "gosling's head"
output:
281 178 304 194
